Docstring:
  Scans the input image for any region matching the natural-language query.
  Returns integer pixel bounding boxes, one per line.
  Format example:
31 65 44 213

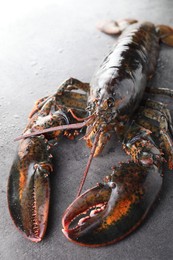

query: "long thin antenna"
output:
76 130 101 197
14 121 89 141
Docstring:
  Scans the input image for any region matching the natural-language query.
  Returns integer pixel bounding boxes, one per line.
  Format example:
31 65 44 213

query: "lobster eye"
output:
107 97 115 108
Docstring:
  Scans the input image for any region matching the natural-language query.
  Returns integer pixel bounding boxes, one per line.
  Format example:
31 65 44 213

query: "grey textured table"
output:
1 0 173 259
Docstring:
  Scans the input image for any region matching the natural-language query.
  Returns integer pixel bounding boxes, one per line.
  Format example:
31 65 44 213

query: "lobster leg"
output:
24 78 90 139
137 99 173 169
57 77 90 93
146 87 173 98
27 77 89 130
144 87 173 137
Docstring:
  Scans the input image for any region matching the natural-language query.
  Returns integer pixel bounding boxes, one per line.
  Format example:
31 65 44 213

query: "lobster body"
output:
7 19 173 245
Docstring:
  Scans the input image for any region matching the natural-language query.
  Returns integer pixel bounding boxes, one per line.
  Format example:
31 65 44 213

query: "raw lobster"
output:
8 19 173 245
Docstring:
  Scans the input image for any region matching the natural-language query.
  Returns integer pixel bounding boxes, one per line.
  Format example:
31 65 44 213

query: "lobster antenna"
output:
14 113 95 141
76 130 101 197
14 121 88 141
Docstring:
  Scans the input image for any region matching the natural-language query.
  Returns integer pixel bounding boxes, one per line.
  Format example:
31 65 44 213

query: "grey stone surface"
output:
0 0 173 259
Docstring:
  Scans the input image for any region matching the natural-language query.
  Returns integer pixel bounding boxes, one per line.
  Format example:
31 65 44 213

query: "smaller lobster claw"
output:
62 162 162 247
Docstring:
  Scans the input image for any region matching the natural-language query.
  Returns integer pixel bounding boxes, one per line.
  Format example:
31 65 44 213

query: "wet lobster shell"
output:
85 22 160 156
7 20 173 245
88 22 160 120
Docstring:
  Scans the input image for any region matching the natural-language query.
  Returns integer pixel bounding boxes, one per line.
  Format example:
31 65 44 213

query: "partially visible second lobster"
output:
7 19 173 245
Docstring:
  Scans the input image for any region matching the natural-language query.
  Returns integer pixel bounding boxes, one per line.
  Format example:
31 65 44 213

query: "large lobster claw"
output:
62 162 162 247
8 136 52 242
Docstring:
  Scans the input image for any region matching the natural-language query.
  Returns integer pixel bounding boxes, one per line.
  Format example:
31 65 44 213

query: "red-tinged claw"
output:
62 184 112 245
8 136 53 242
62 162 163 247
